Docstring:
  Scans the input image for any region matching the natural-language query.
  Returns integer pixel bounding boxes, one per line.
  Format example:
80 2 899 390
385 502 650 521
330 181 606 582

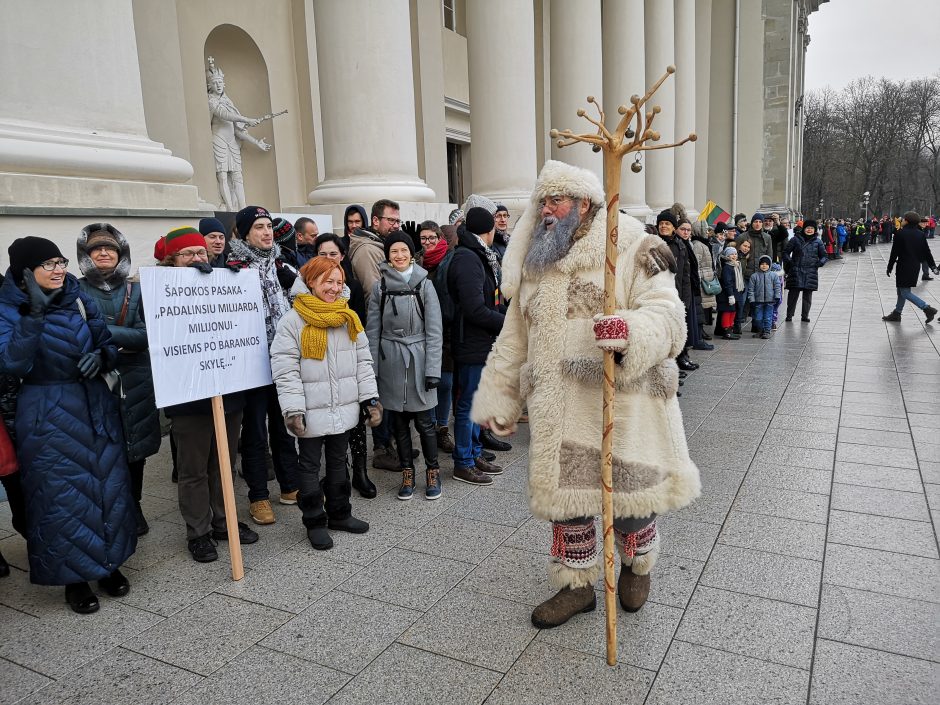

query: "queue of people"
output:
0 197 518 611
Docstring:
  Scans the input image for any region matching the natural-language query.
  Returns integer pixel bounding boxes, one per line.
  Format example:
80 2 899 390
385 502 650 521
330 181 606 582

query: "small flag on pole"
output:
699 201 732 227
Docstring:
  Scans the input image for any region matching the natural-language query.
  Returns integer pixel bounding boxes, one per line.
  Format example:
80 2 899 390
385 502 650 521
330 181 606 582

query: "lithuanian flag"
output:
699 201 731 226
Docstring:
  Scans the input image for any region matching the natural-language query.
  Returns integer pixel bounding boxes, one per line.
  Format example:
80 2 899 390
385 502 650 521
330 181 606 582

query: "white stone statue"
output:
205 57 284 211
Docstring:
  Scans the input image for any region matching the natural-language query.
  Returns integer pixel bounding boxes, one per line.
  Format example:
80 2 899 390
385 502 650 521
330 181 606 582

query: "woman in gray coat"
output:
366 232 444 502
77 223 160 537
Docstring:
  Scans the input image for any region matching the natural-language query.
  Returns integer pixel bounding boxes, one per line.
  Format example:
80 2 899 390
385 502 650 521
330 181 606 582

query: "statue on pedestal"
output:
205 57 285 211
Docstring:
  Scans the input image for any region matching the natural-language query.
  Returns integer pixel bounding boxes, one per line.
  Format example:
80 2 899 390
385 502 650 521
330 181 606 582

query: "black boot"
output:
0 550 9 578
351 452 377 499
65 582 99 614
97 568 130 597
481 428 512 452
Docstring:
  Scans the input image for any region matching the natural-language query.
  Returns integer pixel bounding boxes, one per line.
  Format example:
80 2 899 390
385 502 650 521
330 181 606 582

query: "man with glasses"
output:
348 198 401 304
493 204 511 258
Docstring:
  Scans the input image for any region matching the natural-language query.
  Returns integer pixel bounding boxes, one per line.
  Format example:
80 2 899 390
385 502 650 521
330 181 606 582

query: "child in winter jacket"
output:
715 246 745 339
747 254 782 338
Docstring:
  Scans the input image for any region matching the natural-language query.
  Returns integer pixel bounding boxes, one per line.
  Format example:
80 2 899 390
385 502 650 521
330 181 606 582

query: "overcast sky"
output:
805 0 940 92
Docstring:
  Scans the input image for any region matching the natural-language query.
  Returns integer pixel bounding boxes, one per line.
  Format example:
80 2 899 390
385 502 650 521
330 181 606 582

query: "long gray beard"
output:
524 206 583 274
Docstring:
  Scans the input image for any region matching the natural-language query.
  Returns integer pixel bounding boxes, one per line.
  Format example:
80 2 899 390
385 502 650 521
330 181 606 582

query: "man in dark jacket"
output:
293 217 319 266
447 207 505 485
883 211 938 323
770 213 790 263
656 210 697 371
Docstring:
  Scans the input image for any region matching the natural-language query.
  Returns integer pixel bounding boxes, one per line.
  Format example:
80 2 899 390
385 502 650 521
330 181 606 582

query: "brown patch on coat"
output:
519 361 535 399
636 235 677 277
560 357 679 398
567 278 605 318
558 441 668 492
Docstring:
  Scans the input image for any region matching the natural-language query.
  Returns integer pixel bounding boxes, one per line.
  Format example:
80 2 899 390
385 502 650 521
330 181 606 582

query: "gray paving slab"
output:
832 461 925 493
676 586 817 669
460 546 557 607
809 639 939 705
483 640 653 705
836 442 920 469
398 588 537 672
818 585 940 663
655 515 721 560
13 647 201 705
741 463 833 495
0 657 52 705
327 643 500 705
123 593 292 676
823 544 940 604
731 483 830 524
700 544 822 607
646 640 809 705
644 553 706 609
718 511 827 561
260 590 421 674
173 645 349 705
830 483 931 521
827 510 939 559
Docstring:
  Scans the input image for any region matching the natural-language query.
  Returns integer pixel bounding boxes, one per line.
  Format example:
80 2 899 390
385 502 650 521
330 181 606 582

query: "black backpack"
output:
377 274 426 360
431 250 457 324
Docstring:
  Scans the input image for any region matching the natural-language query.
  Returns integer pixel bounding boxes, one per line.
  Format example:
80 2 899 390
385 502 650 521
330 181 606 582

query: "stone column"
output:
643 0 676 213
602 0 648 217
466 0 537 211
550 0 603 181
0 0 198 210
693 0 713 210
673 0 697 216
307 0 436 205
759 0 796 216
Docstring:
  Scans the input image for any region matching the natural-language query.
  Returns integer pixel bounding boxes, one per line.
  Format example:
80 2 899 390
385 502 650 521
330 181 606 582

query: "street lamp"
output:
862 191 870 222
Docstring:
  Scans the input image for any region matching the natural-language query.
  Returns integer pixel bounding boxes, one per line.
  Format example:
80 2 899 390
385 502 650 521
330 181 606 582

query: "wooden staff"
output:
550 65 695 666
211 395 244 580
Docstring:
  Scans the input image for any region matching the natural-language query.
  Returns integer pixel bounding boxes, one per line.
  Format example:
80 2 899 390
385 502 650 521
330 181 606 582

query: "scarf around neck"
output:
229 238 288 344
423 238 448 269
292 293 363 360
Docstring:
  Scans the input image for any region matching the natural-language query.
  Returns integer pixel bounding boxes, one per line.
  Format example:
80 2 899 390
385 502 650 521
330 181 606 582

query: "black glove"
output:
189 261 213 274
77 351 102 379
401 220 419 241
226 259 246 273
425 376 440 391
22 269 61 318
886 267 892 277
276 263 297 290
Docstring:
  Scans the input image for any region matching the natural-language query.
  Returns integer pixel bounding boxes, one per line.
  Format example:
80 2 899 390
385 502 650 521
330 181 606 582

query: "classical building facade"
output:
0 0 827 259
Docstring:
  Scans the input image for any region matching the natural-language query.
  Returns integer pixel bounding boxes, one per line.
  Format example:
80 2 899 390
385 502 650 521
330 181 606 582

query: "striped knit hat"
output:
164 226 206 256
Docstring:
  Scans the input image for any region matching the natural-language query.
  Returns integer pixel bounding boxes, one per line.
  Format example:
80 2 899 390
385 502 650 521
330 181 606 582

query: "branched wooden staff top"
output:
549 65 695 667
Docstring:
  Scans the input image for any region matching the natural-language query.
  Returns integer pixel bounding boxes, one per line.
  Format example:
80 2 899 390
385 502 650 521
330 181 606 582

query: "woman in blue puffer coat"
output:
0 237 136 614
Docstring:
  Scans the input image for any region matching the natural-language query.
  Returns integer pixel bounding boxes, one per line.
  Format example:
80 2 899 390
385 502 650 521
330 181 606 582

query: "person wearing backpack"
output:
366 232 444 500
419 221 456 453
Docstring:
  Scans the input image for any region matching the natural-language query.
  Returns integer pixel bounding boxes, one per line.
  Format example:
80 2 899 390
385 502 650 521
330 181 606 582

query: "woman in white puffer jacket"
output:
270 257 381 551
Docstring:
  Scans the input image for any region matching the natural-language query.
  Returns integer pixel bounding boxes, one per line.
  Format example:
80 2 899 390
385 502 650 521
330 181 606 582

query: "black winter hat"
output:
758 254 772 267
734 212 747 224
802 219 818 231
8 236 64 285
235 205 272 239
714 221 728 234
751 212 766 223
656 209 678 227
198 217 226 236
383 230 416 262
465 207 495 235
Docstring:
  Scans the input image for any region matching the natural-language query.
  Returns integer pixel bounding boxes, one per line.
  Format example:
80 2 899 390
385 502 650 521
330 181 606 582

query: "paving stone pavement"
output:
1 242 938 704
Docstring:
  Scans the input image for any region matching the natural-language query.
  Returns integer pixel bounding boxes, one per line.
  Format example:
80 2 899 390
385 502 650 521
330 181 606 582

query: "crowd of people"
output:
0 196 518 613
0 189 935 618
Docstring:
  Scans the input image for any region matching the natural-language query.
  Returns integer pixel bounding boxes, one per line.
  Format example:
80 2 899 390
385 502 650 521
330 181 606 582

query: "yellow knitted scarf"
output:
292 294 363 360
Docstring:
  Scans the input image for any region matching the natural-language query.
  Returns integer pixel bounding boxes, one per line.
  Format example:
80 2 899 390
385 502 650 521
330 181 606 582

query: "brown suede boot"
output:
618 568 650 612
530 586 596 628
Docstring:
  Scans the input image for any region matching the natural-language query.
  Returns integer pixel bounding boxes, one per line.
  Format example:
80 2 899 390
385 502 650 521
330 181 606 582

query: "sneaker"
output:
436 426 455 453
474 456 504 475
372 446 399 471
212 521 259 545
454 465 493 486
761 331 771 339
398 468 415 501
279 490 299 505
924 305 937 324
425 468 442 500
249 499 276 525
188 534 218 563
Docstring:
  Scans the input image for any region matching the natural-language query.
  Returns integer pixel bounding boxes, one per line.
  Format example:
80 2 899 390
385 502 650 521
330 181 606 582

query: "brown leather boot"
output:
530 586 596 628
618 568 650 612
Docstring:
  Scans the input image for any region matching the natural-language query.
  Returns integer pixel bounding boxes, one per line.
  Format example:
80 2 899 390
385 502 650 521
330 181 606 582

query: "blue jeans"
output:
453 364 483 467
434 370 454 427
734 290 747 327
752 302 774 332
896 287 927 313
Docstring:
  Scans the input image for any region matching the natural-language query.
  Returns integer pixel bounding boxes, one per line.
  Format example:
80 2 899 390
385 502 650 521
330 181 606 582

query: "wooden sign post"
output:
212 395 243 580
549 66 695 666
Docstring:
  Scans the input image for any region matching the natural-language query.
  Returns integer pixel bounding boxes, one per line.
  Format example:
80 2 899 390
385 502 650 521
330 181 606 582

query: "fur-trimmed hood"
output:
77 223 132 292
501 160 618 299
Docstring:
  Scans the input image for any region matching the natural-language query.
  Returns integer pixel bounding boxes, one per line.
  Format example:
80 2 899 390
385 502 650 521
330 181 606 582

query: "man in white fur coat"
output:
471 160 701 628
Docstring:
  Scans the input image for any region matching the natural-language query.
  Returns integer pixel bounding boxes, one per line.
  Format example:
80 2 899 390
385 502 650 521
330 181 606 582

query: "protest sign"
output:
139 266 271 408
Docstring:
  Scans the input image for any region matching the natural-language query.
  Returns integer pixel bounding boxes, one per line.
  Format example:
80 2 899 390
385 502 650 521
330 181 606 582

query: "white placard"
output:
140 266 272 408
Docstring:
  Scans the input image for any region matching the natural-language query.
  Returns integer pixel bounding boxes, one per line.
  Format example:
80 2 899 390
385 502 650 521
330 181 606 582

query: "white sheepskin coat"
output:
471 160 701 523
